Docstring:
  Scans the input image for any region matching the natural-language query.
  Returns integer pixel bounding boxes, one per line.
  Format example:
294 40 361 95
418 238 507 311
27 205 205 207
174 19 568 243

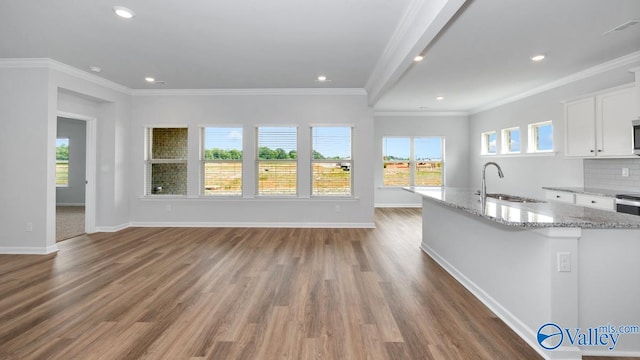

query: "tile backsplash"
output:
584 158 640 192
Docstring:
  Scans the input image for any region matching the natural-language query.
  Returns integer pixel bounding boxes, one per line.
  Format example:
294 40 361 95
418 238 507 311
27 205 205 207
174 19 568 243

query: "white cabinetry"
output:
630 66 640 119
545 190 615 212
565 85 635 157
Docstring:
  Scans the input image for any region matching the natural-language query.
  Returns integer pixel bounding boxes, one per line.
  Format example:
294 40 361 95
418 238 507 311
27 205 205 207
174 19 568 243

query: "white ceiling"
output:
1 0 640 112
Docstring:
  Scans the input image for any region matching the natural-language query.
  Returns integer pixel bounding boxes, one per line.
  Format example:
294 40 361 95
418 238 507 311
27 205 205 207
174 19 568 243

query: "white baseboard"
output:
55 203 86 206
94 223 131 232
374 203 421 208
420 244 581 360
0 244 59 255
129 221 376 229
582 349 640 357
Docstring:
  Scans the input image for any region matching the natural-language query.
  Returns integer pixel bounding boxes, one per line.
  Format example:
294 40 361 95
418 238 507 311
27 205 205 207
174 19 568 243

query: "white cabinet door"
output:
597 87 635 156
565 97 596 156
545 190 575 204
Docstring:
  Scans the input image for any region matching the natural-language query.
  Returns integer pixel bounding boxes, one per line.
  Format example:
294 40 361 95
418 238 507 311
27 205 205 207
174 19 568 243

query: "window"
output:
501 127 521 154
528 121 553 153
383 137 444 187
56 138 69 187
257 126 297 196
311 126 352 196
481 131 497 155
145 128 188 196
202 127 243 196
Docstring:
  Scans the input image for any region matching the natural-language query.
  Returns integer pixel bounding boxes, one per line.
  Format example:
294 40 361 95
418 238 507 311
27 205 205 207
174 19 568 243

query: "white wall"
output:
130 93 375 227
0 67 53 253
469 63 640 199
374 114 470 206
56 117 86 205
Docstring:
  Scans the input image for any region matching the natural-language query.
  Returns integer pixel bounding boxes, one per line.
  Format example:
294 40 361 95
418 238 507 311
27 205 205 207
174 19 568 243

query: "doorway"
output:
55 112 96 241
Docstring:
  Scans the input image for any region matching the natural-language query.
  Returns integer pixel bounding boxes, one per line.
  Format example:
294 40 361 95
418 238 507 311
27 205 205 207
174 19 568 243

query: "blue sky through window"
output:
312 127 351 159
537 123 553 151
383 137 443 160
204 127 242 151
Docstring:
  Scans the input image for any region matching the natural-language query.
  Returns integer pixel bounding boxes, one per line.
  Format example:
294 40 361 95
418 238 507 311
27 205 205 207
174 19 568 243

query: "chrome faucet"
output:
481 162 504 209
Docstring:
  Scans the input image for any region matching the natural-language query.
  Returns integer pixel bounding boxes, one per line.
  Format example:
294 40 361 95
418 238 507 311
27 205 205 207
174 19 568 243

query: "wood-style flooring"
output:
0 208 620 359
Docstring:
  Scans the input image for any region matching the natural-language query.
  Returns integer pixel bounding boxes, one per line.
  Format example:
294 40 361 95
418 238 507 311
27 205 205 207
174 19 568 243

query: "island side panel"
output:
578 229 640 356
420 198 557 356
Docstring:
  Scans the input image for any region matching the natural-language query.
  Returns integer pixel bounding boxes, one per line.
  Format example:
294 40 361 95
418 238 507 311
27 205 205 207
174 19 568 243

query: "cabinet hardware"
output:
590 149 595 153
591 200 596 203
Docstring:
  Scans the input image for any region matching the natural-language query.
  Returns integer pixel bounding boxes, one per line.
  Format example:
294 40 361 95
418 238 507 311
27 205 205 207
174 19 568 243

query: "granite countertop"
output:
404 187 640 229
542 186 640 198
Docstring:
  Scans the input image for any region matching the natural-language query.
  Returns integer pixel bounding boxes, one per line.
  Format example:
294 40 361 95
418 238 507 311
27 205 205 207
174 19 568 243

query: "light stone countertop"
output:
404 187 640 229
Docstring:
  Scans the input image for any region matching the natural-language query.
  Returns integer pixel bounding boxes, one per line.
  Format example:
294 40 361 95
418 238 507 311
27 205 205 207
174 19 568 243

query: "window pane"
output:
150 163 187 195
56 138 69 186
312 162 351 196
487 132 497 154
383 162 410 186
203 162 242 195
415 138 443 186
312 127 351 160
151 128 188 160
509 129 520 152
536 124 553 151
258 127 297 160
258 161 297 195
203 127 243 159
383 137 410 160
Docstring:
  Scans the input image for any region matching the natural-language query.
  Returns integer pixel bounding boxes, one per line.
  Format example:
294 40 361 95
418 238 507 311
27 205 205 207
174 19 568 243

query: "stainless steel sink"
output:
475 191 546 203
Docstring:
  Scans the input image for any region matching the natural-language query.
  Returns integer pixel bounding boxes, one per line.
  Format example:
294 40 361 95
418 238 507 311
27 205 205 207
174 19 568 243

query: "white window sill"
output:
480 151 557 158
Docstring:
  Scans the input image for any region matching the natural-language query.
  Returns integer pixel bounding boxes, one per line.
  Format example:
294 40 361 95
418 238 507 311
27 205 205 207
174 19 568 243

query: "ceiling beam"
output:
365 0 467 107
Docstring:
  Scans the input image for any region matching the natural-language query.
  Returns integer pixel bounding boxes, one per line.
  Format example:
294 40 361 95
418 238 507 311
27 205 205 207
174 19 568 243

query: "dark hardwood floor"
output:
0 208 625 359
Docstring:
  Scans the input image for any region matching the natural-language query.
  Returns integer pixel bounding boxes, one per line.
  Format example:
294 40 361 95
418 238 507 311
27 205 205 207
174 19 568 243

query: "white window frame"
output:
528 121 554 153
256 126 298 197
382 136 445 187
501 127 521 154
145 127 188 196
310 126 353 197
481 131 497 155
201 126 243 197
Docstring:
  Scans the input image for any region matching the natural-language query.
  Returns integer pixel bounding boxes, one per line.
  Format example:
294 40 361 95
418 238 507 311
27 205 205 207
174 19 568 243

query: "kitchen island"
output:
405 187 640 360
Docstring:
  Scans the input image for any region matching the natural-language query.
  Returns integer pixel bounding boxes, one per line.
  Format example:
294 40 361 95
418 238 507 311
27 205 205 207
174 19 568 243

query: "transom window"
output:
481 131 497 155
528 121 553 153
382 136 444 187
257 126 297 196
501 127 521 154
311 126 352 196
202 127 243 196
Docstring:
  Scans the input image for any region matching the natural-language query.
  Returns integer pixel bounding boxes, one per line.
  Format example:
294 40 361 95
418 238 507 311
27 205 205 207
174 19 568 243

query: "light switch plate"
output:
557 252 571 272
622 168 630 177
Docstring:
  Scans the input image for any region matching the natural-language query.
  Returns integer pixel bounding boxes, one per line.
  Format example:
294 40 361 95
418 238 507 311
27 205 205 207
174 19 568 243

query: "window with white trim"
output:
202 127 243 196
382 136 444 187
528 121 553 153
56 138 69 187
311 126 352 196
145 127 188 196
501 127 521 154
257 126 297 196
481 131 497 155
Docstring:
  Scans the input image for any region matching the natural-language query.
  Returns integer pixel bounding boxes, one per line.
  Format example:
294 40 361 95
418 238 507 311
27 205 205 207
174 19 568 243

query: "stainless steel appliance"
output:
633 119 640 155
616 194 640 216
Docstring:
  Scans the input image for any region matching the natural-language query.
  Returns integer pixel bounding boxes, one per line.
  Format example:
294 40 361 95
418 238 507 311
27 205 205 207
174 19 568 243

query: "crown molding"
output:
470 50 640 115
364 0 467 106
131 88 367 96
0 58 132 95
374 111 469 117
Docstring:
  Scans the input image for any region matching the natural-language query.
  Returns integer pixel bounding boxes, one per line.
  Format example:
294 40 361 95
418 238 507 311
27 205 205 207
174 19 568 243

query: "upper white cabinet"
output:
632 66 640 119
565 85 635 157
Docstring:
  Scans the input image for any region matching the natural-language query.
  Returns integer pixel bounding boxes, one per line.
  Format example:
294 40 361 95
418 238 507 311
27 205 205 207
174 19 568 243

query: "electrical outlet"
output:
26 222 33 232
557 252 571 272
622 168 630 177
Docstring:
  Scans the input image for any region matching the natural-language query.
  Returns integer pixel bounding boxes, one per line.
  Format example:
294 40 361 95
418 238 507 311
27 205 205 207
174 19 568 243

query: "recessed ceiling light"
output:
419 106 429 109
414 55 424 62
113 6 135 19
89 66 102 73
317 75 327 82
145 77 155 83
435 96 444 101
530 54 545 62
